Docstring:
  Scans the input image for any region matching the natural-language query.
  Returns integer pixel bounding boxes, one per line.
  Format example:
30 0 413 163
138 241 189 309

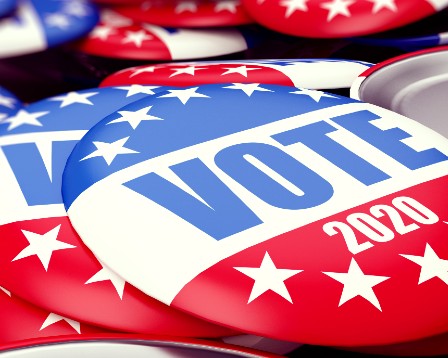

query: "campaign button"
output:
76 9 255 61
0 0 98 58
0 288 104 344
100 59 373 90
241 0 448 38
62 83 448 346
0 334 283 358
115 0 254 28
0 86 234 337
351 45 448 138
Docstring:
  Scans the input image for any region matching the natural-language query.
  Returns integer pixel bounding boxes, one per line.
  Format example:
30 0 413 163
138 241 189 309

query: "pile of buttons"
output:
1 1 448 357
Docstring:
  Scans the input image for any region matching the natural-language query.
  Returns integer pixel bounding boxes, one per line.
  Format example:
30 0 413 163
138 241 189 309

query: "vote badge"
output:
0 86 234 337
62 84 448 346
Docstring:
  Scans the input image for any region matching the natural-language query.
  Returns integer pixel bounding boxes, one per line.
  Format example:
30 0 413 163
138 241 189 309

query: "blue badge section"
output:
61 84 353 209
0 86 171 208
247 58 374 67
0 0 15 18
0 85 22 114
32 0 98 47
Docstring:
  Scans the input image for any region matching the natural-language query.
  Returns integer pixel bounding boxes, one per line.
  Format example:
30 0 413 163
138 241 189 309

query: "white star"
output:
280 0 309 17
367 0 397 13
129 66 157 78
108 105 163 130
2 109 48 131
323 258 389 311
0 286 11 297
63 2 90 17
40 313 81 334
121 30 153 47
401 243 448 285
221 65 261 77
0 94 16 108
12 225 76 272
85 262 126 300
45 13 71 29
169 66 207 78
235 252 302 303
320 0 356 22
290 88 338 102
90 25 116 41
115 85 161 97
214 0 239 13
80 137 139 165
223 83 273 97
49 91 98 108
175 1 198 13
158 87 210 105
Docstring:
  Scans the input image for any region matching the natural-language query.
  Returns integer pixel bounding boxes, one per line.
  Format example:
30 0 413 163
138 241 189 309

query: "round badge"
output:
76 9 255 61
241 0 448 38
0 288 104 344
350 8 448 51
351 46 448 138
115 0 254 28
0 334 282 358
0 0 15 18
0 0 98 58
62 83 448 346
100 59 373 90
0 86 234 337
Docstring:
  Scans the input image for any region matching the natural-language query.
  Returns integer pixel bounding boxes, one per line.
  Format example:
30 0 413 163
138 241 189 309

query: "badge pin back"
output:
0 334 283 358
76 9 257 61
0 86 235 337
351 46 448 138
0 0 98 59
114 0 254 28
100 58 373 90
241 0 448 38
62 83 448 346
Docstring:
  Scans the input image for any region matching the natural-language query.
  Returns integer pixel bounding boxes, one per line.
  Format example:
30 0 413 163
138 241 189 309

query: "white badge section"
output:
0 0 46 58
67 102 448 304
0 130 87 225
263 61 372 89
142 24 248 60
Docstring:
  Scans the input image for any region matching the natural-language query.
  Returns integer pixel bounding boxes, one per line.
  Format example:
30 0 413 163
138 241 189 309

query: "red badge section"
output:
115 0 254 28
241 0 448 38
0 217 234 337
0 289 104 344
174 177 448 346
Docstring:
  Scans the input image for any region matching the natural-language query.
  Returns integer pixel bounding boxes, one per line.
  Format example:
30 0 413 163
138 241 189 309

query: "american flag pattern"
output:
0 86 22 120
241 0 448 38
77 9 253 60
100 59 373 90
0 86 234 337
0 0 15 18
0 0 98 58
115 0 254 28
63 83 448 346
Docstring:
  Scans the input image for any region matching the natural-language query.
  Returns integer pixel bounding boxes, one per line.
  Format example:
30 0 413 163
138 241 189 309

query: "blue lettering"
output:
272 120 390 185
332 110 448 169
124 158 262 240
215 142 333 209
3 140 78 206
